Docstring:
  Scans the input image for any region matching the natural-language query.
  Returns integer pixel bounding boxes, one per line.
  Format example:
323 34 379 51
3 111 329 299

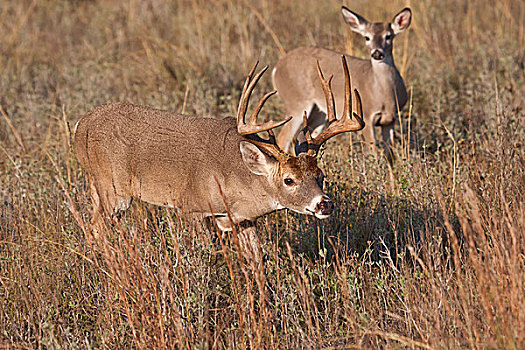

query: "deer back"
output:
74 102 279 219
273 47 407 126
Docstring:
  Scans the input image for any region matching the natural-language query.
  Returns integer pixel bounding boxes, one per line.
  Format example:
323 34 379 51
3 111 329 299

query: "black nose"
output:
371 50 384 60
316 199 334 215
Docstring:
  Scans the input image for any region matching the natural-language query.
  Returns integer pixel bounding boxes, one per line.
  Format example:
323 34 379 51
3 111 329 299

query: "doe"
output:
273 7 412 163
74 57 364 256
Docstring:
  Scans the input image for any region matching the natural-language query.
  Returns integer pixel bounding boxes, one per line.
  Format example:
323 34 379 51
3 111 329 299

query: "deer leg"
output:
90 181 131 233
361 121 378 157
214 215 234 232
277 115 305 153
306 105 328 138
214 217 262 265
194 215 214 234
381 123 395 165
89 181 103 236
277 103 314 152
112 197 132 218
185 214 216 247
238 223 263 267
292 105 328 153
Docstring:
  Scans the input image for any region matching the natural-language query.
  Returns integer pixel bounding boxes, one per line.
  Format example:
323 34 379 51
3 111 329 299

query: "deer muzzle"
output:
371 49 385 61
313 195 334 219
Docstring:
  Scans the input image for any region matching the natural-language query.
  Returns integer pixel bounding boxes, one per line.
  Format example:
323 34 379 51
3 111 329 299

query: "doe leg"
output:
381 123 395 165
361 122 379 158
276 104 314 153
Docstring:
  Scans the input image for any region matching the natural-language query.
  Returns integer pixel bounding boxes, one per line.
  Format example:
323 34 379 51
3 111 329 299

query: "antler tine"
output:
306 110 317 155
354 89 365 130
235 61 292 160
237 62 292 136
237 61 259 125
245 90 291 132
353 88 365 127
293 111 311 156
267 128 276 142
244 65 269 121
316 60 337 123
341 55 352 122
305 56 365 155
302 111 312 141
237 62 272 126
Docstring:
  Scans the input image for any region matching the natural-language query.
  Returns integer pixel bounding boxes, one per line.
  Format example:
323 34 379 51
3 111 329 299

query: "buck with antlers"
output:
273 7 412 163
74 57 363 256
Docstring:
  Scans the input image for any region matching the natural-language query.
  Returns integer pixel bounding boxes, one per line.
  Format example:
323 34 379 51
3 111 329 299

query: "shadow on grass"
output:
266 181 461 268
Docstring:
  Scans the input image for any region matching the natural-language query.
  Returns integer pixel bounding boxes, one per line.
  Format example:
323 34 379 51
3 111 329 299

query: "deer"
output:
272 7 412 163
74 56 364 260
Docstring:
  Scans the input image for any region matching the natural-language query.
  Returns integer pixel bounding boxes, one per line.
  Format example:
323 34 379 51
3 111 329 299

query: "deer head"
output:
237 56 364 219
341 7 412 63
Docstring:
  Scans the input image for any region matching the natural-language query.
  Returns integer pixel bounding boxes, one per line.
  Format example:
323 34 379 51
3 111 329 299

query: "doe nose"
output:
316 198 334 216
371 50 384 61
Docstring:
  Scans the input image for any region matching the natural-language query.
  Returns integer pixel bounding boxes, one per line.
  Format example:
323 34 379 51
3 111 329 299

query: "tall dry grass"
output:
0 0 524 348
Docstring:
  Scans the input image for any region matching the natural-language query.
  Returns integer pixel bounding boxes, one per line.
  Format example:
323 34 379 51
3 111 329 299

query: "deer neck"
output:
371 57 404 89
233 191 283 222
371 55 397 76
369 56 408 112
220 169 282 222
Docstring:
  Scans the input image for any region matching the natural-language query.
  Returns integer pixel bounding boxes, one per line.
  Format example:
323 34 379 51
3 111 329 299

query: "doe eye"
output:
365 36 370 41
284 178 295 186
385 34 392 40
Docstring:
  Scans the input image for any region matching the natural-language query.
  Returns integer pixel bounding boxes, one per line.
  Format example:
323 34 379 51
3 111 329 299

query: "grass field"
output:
1 0 524 348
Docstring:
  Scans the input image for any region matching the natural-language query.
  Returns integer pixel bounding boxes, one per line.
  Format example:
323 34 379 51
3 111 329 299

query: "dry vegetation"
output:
1 0 524 348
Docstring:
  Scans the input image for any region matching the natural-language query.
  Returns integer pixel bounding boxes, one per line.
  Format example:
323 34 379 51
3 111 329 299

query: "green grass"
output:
1 0 524 348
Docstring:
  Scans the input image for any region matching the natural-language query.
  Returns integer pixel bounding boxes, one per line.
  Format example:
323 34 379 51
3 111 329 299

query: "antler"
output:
237 61 292 159
298 56 365 156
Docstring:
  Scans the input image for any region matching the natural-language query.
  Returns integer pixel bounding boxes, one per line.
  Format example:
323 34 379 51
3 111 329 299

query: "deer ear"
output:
392 8 412 34
341 7 368 35
240 141 276 176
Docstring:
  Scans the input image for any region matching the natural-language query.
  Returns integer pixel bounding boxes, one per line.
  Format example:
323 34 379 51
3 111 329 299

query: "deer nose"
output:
371 50 384 61
315 197 334 216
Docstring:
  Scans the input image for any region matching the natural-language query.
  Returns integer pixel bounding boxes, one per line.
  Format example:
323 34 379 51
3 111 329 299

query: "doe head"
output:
341 7 412 62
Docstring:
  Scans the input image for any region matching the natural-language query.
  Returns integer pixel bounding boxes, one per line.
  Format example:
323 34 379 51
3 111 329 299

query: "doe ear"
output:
240 141 276 176
341 6 369 35
391 8 412 34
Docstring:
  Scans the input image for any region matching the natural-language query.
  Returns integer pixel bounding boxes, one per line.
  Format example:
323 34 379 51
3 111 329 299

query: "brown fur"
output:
273 7 412 163
74 102 329 231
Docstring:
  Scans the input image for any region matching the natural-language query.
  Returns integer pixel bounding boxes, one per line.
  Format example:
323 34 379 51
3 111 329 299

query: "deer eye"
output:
284 178 295 186
365 36 370 41
385 34 392 40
